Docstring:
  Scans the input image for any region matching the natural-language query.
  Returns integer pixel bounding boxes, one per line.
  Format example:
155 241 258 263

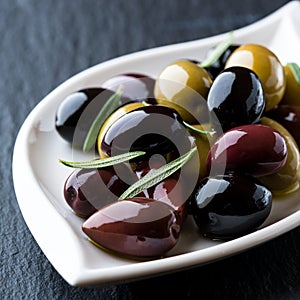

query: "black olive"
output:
55 88 129 147
100 105 191 160
190 172 272 240
207 66 265 132
205 44 240 79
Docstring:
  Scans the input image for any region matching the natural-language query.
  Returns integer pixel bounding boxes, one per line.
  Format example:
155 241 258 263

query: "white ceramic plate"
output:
13 1 300 287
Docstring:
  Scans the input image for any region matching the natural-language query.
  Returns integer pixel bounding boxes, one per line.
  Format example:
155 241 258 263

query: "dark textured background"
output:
1 0 300 299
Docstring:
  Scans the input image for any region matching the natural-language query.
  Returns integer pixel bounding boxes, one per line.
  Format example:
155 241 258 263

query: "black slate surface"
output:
1 0 300 299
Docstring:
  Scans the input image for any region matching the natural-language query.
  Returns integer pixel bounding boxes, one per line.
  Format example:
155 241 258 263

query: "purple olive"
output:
82 197 181 258
206 124 287 177
101 73 156 103
267 105 300 148
190 172 272 239
64 166 131 218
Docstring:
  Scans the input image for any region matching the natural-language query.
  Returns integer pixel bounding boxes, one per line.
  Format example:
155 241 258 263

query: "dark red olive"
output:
190 172 272 239
55 88 129 147
101 105 191 160
64 165 132 218
204 44 240 79
82 197 181 258
141 174 187 223
267 105 300 148
207 66 265 132
101 73 156 103
132 157 189 223
206 124 287 177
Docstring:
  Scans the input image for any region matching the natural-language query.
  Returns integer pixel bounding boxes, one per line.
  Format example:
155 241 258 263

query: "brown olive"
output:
63 166 131 218
281 64 300 106
259 117 300 194
225 44 286 111
154 60 212 123
82 197 181 258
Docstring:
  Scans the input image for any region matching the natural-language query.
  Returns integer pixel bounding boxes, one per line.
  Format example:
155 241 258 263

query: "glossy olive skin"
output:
55 88 128 147
97 102 144 158
281 64 300 106
101 105 191 159
182 123 215 184
101 73 156 103
267 105 300 147
206 124 287 177
64 166 131 218
82 197 181 258
259 117 300 194
134 160 189 223
190 173 272 240
225 44 286 111
207 66 265 132
146 178 187 224
205 44 240 79
154 60 212 123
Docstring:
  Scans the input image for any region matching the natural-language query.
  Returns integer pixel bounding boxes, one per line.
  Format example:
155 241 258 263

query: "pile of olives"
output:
56 40 300 259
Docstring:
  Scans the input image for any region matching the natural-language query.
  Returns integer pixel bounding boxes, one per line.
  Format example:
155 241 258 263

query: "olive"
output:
259 117 300 194
182 123 214 183
101 73 156 103
134 159 189 223
154 60 212 123
207 66 265 132
267 105 300 147
190 172 272 240
225 44 286 111
97 102 144 158
206 124 287 177
100 105 191 160
145 178 188 224
204 44 240 79
281 64 300 106
82 197 181 258
63 165 132 218
55 88 128 147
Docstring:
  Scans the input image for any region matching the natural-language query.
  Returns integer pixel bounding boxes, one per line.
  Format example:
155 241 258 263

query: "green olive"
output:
281 64 300 106
154 60 212 124
225 44 286 111
97 102 144 157
259 117 300 195
182 123 215 183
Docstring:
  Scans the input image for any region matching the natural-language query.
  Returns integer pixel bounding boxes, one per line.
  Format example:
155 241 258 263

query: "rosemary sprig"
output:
82 86 123 152
118 147 197 200
200 32 234 68
287 62 300 85
59 151 146 168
